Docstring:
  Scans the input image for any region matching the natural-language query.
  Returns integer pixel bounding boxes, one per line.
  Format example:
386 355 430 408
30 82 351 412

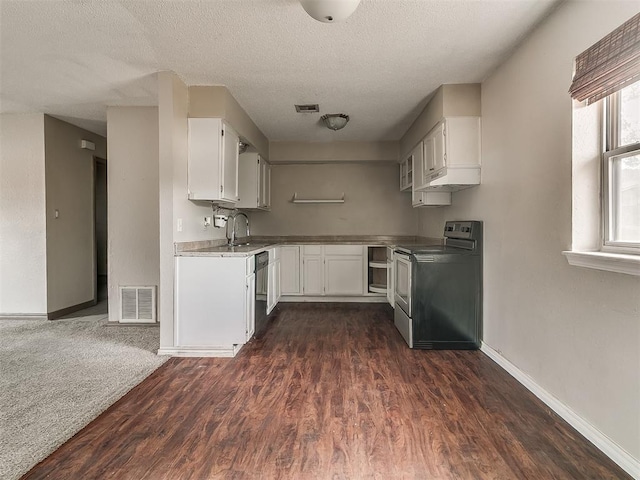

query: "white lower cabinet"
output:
298 245 366 296
280 246 302 295
387 247 395 307
302 256 324 295
267 247 281 314
175 256 254 352
245 273 255 340
325 256 364 295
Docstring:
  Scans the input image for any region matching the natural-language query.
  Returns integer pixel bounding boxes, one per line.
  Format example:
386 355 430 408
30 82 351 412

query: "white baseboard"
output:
157 345 241 357
481 342 639 479
0 314 47 320
279 296 388 303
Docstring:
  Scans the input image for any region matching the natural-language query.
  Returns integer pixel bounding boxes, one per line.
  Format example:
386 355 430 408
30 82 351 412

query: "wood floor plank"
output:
21 303 631 480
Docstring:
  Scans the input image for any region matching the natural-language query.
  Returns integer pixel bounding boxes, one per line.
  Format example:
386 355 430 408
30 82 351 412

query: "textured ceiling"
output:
0 0 558 141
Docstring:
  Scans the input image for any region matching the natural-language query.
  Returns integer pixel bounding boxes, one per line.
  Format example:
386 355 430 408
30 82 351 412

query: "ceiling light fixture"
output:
299 0 361 23
321 113 349 131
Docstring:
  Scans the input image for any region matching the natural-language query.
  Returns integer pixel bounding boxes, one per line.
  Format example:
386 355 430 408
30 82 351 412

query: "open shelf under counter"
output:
369 260 389 269
368 284 387 294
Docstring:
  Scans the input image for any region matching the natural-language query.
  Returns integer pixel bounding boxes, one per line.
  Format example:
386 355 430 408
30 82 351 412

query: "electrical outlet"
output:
177 218 183 232
204 216 212 227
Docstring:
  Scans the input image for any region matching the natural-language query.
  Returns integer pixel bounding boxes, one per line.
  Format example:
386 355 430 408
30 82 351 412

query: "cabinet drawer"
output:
302 245 322 256
324 245 364 256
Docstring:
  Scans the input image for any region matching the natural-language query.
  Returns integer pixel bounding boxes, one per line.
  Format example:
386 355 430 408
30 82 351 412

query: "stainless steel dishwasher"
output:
254 251 269 336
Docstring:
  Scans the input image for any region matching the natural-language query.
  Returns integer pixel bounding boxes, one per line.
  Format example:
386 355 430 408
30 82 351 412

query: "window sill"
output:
562 251 640 276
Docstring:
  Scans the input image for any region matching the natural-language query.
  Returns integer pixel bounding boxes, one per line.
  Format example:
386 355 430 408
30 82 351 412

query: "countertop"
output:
175 236 442 257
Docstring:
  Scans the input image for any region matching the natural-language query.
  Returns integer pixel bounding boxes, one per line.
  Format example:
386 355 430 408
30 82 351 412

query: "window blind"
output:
569 12 640 104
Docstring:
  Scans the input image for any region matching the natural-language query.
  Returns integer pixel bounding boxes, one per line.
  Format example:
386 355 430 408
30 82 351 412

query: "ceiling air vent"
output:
119 286 156 323
295 104 320 113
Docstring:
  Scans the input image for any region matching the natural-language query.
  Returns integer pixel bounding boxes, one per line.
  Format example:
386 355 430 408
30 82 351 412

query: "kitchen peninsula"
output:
165 235 440 357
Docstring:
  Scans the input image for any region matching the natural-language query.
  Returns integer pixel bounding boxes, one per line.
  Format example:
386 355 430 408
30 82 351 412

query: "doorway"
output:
95 158 108 306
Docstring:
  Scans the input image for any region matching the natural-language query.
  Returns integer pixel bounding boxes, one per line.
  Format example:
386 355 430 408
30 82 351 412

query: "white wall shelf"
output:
291 192 345 204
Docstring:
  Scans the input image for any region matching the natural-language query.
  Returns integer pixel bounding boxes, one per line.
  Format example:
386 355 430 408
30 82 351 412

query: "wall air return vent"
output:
119 286 156 323
295 104 320 113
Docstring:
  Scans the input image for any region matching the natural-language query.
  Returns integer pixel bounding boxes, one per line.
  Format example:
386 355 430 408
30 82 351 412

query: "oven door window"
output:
395 255 411 316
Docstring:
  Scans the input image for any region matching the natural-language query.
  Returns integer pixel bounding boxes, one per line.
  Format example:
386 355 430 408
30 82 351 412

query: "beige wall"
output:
44 115 106 313
418 1 640 461
0 114 47 315
158 72 180 348
106 107 160 322
269 141 398 163
249 163 417 236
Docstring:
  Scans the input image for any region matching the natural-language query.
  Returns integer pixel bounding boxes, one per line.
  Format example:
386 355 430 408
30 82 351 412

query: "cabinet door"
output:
237 153 259 209
280 246 301 295
411 142 426 205
423 133 436 176
275 261 281 304
399 157 413 191
386 256 395 307
187 118 223 201
267 258 281 314
245 273 255 341
221 122 239 203
324 255 364 296
303 257 324 295
260 161 271 209
175 256 245 347
433 121 446 174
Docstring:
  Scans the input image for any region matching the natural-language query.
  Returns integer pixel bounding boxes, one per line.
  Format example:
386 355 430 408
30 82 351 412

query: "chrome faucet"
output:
226 211 250 246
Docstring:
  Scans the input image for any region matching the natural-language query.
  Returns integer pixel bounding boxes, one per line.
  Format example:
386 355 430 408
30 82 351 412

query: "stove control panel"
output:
444 221 480 239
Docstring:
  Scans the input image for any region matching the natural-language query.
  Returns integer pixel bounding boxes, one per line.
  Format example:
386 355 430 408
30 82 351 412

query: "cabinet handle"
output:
429 167 434 171
220 185 223 193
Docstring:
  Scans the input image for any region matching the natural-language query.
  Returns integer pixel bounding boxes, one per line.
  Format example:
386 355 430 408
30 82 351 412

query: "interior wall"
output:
418 1 640 460
0 114 47 315
249 163 417 236
269 141 398 163
106 107 160 322
43 115 106 313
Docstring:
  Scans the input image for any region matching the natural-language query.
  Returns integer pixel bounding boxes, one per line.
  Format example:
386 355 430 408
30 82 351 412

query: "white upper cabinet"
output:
417 116 481 192
260 160 271 210
399 155 413 191
187 117 239 203
410 141 451 207
423 121 445 179
237 152 271 210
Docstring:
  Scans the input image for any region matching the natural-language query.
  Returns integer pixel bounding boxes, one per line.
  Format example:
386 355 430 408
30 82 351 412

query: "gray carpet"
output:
0 305 168 480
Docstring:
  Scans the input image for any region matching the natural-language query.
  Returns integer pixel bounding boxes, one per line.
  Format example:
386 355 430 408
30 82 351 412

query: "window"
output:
603 81 640 252
564 13 640 275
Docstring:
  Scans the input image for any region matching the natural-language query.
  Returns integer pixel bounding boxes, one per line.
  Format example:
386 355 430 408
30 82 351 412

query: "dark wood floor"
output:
22 303 629 480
